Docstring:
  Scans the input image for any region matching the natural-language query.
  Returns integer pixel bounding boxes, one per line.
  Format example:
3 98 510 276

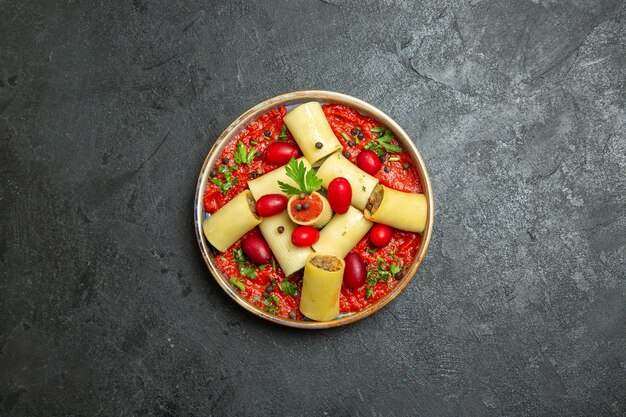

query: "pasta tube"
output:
364 185 427 233
283 102 342 166
247 157 312 200
258 211 313 276
287 192 333 229
316 152 379 211
312 206 373 258
202 190 261 252
299 253 345 321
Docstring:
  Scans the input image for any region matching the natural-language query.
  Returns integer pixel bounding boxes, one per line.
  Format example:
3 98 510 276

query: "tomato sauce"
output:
203 104 423 319
289 194 324 223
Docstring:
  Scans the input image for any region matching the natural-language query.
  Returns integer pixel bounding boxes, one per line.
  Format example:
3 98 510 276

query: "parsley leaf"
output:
281 281 298 296
232 248 257 279
370 127 385 134
277 158 323 196
365 287 373 299
233 141 256 167
211 176 239 194
277 125 287 142
229 277 246 292
264 293 280 314
390 263 401 276
240 265 257 280
364 130 403 157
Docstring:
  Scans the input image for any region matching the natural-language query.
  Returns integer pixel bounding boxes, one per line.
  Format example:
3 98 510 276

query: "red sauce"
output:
289 194 323 223
203 104 423 319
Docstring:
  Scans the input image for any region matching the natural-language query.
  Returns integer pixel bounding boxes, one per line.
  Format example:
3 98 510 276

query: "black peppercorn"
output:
302 202 310 210
379 155 386 163
264 130 271 137
315 142 323 149
254 151 261 158
403 162 411 170
277 226 285 234
342 151 351 158
357 131 364 140
222 157 229 164
210 170 217 177
295 204 302 211
348 140 356 147
384 166 391 173
250 171 258 178
394 272 403 280
350 127 359 135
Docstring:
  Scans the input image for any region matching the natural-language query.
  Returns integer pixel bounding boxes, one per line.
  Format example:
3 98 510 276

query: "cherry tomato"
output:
369 224 393 247
264 143 300 165
291 226 319 247
241 235 272 265
256 194 288 217
344 252 366 289
356 150 382 175
327 177 352 214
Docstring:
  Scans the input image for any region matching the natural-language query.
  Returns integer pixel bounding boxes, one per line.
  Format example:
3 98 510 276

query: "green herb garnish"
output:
364 130 403 157
271 258 277 271
250 140 258 145
232 248 257 279
277 125 288 142
341 131 351 142
277 158 323 196
370 126 385 134
211 176 239 194
281 281 298 296
390 263 401 276
233 141 256 167
365 287 373 299
264 293 280 314
229 277 246 292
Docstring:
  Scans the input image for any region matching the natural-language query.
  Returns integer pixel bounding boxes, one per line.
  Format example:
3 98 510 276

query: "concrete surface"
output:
1 0 625 416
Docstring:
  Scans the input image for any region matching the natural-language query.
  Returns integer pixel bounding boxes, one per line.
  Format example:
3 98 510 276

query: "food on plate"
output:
202 102 426 321
312 205 373 259
241 235 272 265
316 152 379 211
257 211 313 276
343 252 366 289
356 149 382 175
283 102 342 166
202 190 261 252
287 192 332 228
291 225 320 247
327 177 352 214
255 194 289 217
369 223 393 248
247 157 312 200
299 253 345 321
264 142 300 165
364 185 427 233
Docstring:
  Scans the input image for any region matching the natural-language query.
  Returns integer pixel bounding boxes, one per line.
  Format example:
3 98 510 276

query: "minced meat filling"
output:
311 255 342 272
247 193 259 218
366 186 384 214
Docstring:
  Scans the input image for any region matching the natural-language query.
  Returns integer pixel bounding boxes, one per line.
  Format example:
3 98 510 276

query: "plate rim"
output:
194 90 434 329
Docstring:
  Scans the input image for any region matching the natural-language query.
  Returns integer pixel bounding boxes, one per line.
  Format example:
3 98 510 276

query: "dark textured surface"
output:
1 0 625 415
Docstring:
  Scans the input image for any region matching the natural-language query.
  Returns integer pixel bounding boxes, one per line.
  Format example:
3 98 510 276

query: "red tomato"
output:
291 226 319 247
369 224 393 247
256 194 288 217
344 252 366 289
264 143 300 165
356 150 382 175
327 177 352 214
241 235 272 264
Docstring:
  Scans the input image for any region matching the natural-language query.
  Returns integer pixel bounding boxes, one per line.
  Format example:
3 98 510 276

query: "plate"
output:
194 91 434 329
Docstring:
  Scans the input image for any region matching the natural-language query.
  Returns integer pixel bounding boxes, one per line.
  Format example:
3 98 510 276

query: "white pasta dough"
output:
312 206 373 258
299 253 345 322
258 211 314 276
202 190 262 252
247 157 312 200
364 185 427 233
316 152 379 211
283 102 342 166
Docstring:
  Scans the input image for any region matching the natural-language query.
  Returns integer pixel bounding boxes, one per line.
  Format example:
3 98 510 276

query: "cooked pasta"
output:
247 157 312 200
364 185 427 233
283 102 342 166
316 152 379 211
299 253 345 321
287 192 333 229
258 211 314 276
203 190 262 252
312 206 373 258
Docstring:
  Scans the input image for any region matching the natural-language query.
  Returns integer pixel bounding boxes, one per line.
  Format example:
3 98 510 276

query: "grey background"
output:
1 0 625 416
